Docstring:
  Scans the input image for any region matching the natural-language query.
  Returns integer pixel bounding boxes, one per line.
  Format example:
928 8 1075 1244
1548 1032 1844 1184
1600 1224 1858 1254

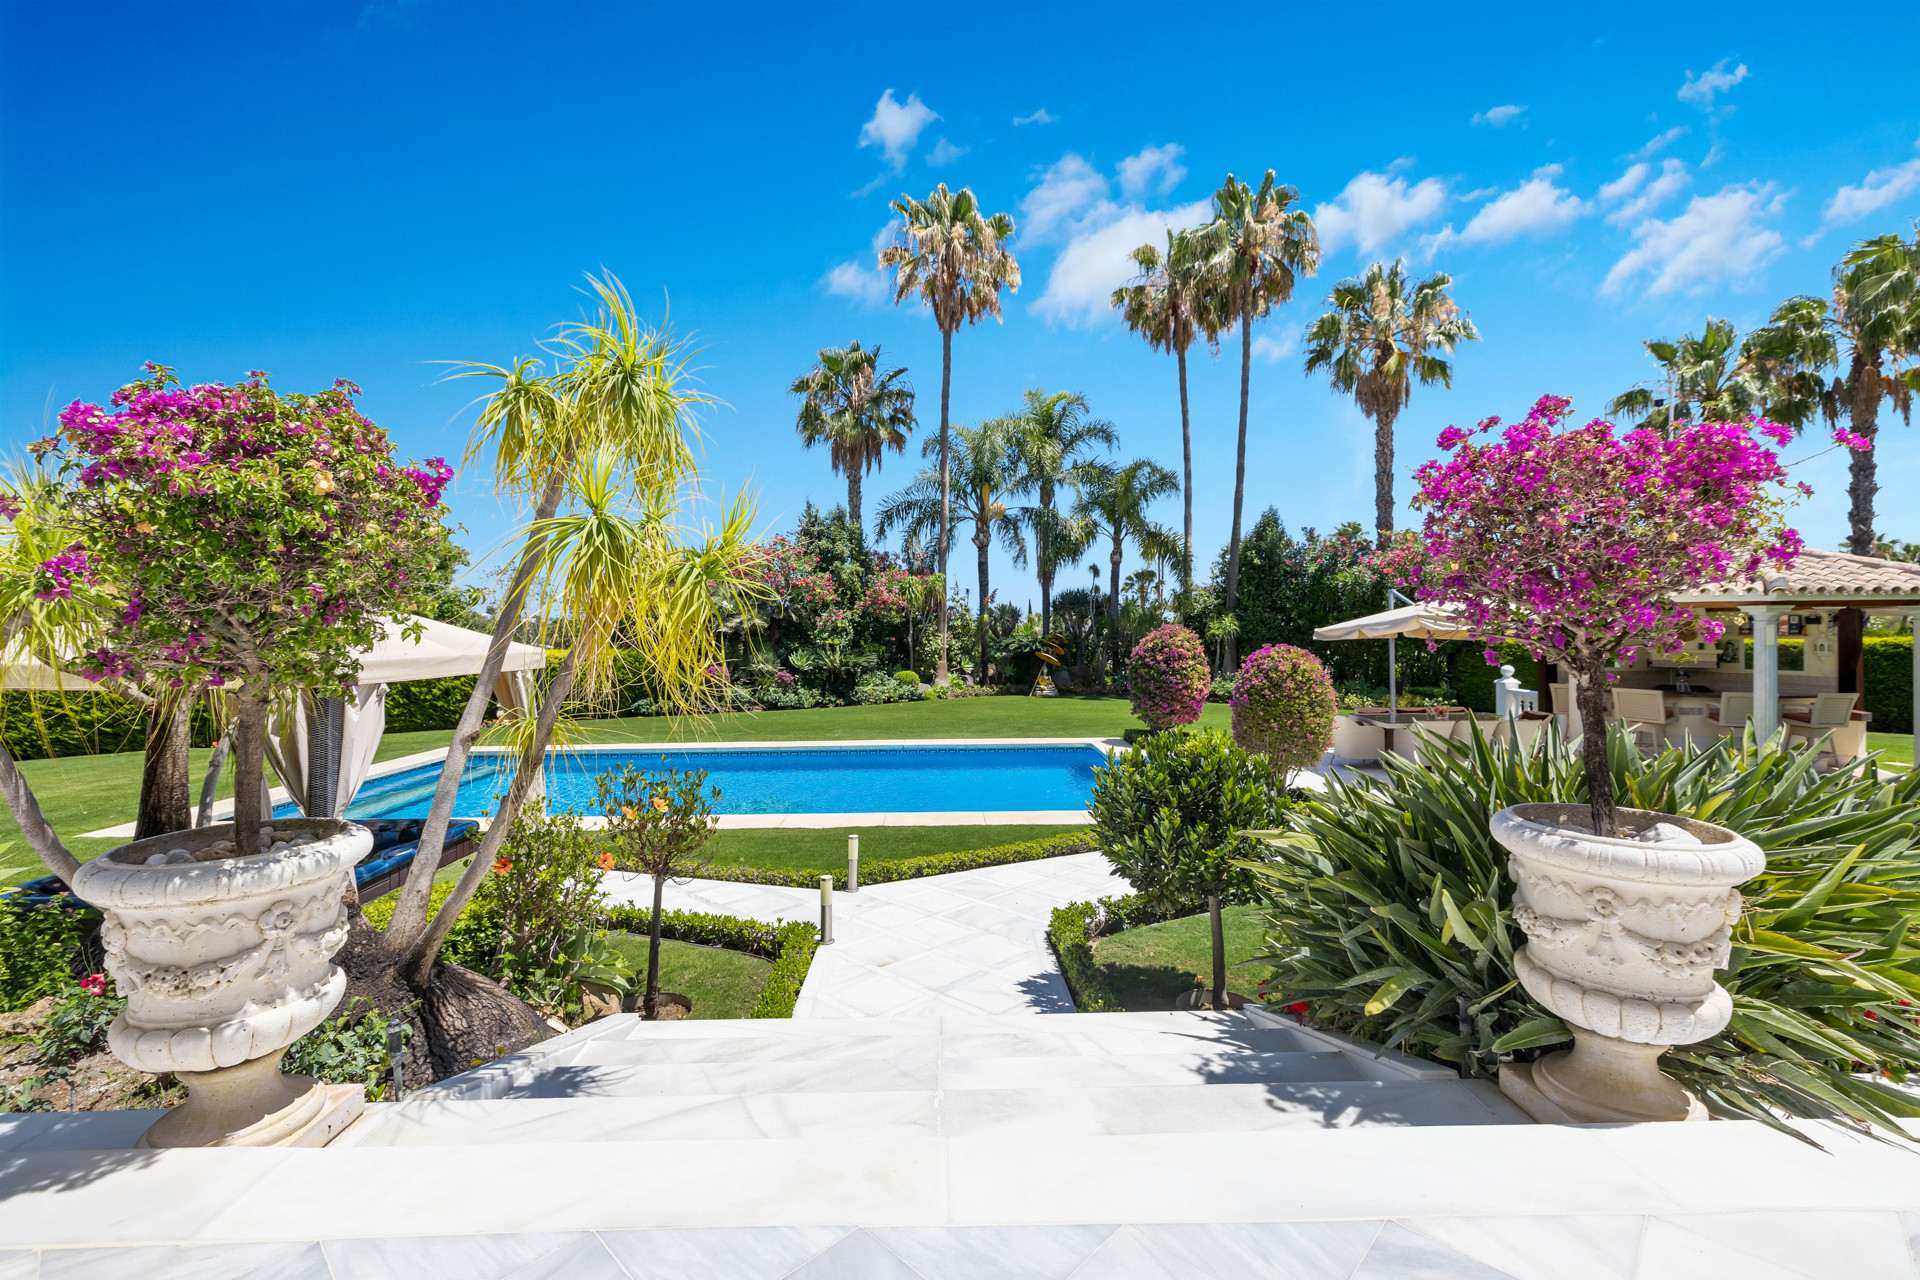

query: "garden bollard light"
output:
820 874 834 945
848 834 859 893
388 1024 406 1103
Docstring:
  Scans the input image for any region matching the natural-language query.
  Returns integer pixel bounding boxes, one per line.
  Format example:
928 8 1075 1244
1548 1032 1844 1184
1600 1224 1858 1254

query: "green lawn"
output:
1867 732 1913 766
602 932 772 1018
1091 906 1281 1011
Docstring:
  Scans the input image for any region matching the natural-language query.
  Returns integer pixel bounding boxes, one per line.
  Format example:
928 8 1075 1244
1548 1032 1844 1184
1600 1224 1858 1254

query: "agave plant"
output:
1248 721 1920 1144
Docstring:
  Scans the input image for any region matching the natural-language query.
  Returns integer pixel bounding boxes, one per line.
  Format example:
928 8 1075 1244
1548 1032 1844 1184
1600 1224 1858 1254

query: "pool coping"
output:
81 737 1123 837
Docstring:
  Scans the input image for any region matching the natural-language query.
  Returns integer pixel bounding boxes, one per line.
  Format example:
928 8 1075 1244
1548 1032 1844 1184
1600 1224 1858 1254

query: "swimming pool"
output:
285 744 1112 820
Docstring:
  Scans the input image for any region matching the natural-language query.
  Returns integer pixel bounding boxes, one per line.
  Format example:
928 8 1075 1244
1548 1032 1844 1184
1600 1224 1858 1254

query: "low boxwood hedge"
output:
601 905 819 1018
686 830 1096 890
1047 892 1206 1013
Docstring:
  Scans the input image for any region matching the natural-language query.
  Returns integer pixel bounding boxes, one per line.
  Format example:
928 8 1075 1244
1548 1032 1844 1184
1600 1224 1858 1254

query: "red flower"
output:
596 851 616 872
1285 1001 1309 1023
80 973 107 996
492 856 512 875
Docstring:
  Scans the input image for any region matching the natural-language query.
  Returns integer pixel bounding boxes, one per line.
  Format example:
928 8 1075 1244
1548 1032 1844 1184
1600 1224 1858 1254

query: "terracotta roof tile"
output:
1678 548 1920 604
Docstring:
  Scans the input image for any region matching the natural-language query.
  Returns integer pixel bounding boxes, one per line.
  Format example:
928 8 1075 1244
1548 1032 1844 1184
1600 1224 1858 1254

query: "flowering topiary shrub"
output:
1127 623 1210 731
1231 644 1336 775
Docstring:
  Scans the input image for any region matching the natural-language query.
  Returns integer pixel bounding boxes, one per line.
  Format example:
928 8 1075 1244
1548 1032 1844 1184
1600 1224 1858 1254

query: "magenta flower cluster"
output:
1127 624 1210 731
33 543 91 601
1230 644 1337 774
1380 393 1804 678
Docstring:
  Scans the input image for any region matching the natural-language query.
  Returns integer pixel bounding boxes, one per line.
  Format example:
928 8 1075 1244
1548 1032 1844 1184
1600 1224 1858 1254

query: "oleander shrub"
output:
1127 624 1211 731
1252 722 1920 1143
1231 644 1336 776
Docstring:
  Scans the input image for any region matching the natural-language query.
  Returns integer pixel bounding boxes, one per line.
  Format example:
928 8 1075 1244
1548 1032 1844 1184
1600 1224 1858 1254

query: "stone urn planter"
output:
70 817 371 1148
1490 802 1764 1124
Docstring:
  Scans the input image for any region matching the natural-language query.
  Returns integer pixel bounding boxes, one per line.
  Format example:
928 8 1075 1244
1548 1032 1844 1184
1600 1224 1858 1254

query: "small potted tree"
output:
42 365 449 1147
599 762 718 1019
1388 395 1801 1123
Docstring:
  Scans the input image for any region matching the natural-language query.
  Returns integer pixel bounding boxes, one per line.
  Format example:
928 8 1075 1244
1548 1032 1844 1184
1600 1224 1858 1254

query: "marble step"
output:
557 1023 1319 1066
340 1078 1528 1147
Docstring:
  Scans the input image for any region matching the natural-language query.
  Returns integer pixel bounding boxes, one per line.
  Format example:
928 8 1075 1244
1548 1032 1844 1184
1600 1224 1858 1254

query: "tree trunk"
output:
936 324 954 684
383 466 570 953
847 466 863 543
1846 350 1881 557
1208 894 1227 1011
1177 344 1194 589
1038 482 1054 640
195 727 229 828
420 961 548 1080
134 691 193 840
230 693 269 856
1109 538 1124 671
1572 664 1617 838
977 529 992 684
1374 402 1400 547
401 644 585 986
0 736 78 881
645 872 665 1019
1223 301 1252 670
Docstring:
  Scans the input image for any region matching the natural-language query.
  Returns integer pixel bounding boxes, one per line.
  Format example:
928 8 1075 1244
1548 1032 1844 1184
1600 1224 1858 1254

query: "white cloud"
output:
1602 183 1786 297
1020 153 1110 242
1678 59 1749 107
1601 158 1690 224
1313 169 1450 255
850 174 888 199
822 261 888 306
858 89 939 171
1633 126 1688 159
1425 165 1585 251
1030 199 1213 326
1117 144 1186 199
927 137 969 166
1252 332 1297 364
1823 144 1920 225
1013 108 1057 126
1471 104 1526 128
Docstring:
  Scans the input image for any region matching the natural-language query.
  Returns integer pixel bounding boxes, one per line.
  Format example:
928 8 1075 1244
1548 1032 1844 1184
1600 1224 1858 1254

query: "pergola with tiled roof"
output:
1673 548 1920 744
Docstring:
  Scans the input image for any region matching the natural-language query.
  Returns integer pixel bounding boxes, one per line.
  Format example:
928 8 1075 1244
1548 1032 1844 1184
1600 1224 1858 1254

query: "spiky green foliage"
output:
1249 721 1920 1145
789 341 916 533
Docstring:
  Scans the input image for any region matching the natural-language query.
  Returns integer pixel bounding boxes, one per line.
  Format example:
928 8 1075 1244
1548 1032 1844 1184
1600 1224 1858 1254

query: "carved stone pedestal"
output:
71 817 370 1149
1491 803 1763 1126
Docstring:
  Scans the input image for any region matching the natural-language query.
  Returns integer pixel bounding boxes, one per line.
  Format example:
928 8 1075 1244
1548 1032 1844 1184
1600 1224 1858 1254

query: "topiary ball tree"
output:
1127 623 1210 731
1231 643 1336 778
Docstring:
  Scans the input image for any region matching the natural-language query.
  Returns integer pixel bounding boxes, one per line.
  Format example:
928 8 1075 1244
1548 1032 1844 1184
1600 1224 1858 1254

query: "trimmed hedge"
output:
387 676 483 733
601 906 818 1018
1047 892 1208 1013
1865 635 1913 735
749 921 820 1018
1449 641 1542 714
686 831 1096 891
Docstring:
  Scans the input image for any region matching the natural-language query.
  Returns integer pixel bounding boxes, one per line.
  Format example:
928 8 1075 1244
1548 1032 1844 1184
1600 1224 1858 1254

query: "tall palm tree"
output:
1012 389 1115 639
1071 459 1181 669
789 340 915 535
1304 260 1478 548
1192 172 1318 668
879 184 1021 684
1743 232 1920 554
875 417 1029 683
1113 228 1211 585
1607 317 1758 432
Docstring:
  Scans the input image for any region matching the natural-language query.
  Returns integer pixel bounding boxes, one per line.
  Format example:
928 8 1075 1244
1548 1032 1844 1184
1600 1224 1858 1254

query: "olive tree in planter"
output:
17 364 450 1146
1382 393 1807 1123
1090 729 1286 1011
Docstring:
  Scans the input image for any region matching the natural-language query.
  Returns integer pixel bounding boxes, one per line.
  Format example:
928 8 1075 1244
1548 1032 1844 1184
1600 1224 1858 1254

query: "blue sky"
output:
4 1 1917 607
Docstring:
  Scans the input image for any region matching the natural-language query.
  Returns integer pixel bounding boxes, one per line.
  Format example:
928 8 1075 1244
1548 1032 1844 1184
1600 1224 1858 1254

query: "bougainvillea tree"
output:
1230 644 1337 777
35 364 452 858
1379 394 1804 835
1128 623 1210 731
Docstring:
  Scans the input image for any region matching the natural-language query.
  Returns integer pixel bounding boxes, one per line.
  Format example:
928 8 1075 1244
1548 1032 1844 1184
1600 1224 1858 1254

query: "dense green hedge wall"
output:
386 676 483 733
1865 636 1913 734
1449 642 1543 714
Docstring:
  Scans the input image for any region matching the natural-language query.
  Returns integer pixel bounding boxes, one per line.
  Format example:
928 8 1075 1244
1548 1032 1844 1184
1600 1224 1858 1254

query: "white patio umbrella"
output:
1311 595 1481 720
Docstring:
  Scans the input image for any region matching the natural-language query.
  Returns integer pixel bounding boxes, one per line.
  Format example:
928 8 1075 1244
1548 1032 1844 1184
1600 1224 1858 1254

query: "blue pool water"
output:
286 744 1111 820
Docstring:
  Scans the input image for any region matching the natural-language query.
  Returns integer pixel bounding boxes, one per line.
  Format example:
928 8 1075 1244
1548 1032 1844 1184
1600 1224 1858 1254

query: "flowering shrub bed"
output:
1127 624 1210 731
1230 645 1336 775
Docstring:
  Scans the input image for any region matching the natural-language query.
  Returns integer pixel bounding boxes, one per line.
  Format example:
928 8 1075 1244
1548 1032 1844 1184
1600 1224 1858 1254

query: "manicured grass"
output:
1090 906 1281 1011
701 824 1087 878
1867 732 1912 766
602 932 771 1019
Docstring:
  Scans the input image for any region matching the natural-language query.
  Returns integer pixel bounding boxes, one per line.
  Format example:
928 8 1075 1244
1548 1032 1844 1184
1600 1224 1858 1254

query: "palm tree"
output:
1304 260 1478 548
1744 232 1920 554
1607 318 1759 433
789 341 915 536
1113 228 1211 585
1011 389 1115 639
1192 172 1318 668
1071 459 1181 669
875 417 1030 683
879 184 1021 684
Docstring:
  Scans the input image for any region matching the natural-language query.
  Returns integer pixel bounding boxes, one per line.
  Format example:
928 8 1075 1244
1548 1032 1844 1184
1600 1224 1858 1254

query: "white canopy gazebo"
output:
1312 595 1479 718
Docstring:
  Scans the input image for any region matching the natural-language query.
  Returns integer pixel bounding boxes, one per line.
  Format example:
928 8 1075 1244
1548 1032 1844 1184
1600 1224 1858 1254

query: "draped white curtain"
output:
264 684 388 817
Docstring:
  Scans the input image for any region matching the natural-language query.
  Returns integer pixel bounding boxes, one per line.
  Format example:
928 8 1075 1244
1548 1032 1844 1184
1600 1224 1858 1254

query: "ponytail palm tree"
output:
1304 260 1477 546
879 184 1021 683
789 341 916 535
1193 172 1318 666
1113 228 1211 584
1012 389 1115 638
875 417 1029 683
1071 459 1181 669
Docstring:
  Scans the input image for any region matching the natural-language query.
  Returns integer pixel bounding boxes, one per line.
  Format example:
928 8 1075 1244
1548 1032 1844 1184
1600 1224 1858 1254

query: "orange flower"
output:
652 796 670 813
596 850 616 871
492 856 512 875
